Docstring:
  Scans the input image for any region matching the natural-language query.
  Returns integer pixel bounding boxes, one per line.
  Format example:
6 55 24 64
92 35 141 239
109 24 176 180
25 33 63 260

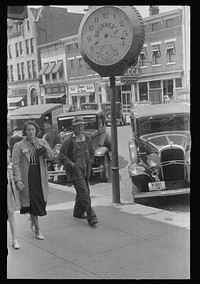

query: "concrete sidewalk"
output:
7 182 190 279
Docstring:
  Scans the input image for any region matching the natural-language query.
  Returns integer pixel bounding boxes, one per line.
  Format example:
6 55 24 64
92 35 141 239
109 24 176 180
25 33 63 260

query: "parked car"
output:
50 109 112 182
128 103 190 201
80 102 100 110
101 101 126 126
8 103 63 154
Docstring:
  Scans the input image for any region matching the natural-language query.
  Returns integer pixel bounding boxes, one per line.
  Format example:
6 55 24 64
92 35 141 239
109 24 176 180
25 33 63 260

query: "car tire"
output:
101 154 111 182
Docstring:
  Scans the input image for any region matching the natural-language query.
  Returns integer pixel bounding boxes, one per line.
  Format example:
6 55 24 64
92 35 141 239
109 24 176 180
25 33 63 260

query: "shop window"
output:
149 80 161 89
163 79 173 98
139 82 148 101
175 78 182 88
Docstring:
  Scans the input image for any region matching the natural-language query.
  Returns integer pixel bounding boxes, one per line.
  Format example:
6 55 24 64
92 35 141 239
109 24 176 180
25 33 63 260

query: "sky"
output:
29 5 182 18
50 5 181 18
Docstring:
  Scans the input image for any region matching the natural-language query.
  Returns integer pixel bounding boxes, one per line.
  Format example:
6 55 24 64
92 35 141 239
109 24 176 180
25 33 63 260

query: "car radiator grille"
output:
160 148 185 181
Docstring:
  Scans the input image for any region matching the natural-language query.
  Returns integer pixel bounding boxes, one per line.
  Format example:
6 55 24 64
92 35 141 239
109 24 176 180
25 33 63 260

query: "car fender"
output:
128 163 151 179
95 146 108 157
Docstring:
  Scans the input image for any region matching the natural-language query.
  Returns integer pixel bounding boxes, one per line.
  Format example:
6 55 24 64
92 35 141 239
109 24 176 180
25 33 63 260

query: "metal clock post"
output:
78 6 145 203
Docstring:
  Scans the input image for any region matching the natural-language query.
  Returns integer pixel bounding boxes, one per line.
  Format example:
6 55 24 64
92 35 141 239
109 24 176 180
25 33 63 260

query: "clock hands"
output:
94 34 125 46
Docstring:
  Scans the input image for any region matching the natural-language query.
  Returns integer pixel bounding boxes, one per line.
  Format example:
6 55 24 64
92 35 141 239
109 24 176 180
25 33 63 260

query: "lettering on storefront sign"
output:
69 84 95 94
123 67 140 76
45 85 66 95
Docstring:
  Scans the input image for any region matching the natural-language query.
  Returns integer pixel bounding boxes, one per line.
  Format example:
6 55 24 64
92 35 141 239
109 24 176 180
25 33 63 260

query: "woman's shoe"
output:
12 240 20 249
35 230 44 240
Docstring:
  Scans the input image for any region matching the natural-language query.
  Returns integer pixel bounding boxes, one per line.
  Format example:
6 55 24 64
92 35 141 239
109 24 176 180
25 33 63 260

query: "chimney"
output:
149 6 159 16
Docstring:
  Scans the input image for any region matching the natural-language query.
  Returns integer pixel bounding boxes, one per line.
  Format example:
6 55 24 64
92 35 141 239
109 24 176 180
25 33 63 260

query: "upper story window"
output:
21 62 25 80
166 42 176 63
30 38 34 53
78 57 83 68
19 41 23 55
152 22 159 32
74 42 79 49
139 48 147 67
27 20 30 31
25 39 29 55
15 43 19 57
151 45 161 66
7 66 10 82
166 18 174 28
17 63 21 81
32 60 37 78
67 44 73 51
69 59 75 69
8 45 12 59
27 60 32 79
10 65 14 82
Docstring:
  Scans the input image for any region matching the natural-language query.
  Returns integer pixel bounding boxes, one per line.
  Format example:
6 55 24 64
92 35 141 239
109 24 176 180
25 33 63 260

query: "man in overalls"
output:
59 116 98 227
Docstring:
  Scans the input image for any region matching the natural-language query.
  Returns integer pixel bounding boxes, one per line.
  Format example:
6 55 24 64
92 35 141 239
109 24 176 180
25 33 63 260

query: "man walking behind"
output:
59 116 98 226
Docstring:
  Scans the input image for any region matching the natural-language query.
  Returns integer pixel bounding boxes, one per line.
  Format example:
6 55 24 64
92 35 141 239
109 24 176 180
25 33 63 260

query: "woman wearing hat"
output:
59 116 98 226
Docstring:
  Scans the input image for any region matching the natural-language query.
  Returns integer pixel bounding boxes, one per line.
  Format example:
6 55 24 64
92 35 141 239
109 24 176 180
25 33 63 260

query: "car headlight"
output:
147 153 160 167
185 150 190 163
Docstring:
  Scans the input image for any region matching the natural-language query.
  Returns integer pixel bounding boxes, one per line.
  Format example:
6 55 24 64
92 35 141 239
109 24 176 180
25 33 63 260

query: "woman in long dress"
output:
12 121 53 240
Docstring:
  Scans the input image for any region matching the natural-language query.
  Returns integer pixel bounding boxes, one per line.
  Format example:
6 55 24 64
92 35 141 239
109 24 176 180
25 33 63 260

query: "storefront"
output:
44 84 67 105
68 83 95 108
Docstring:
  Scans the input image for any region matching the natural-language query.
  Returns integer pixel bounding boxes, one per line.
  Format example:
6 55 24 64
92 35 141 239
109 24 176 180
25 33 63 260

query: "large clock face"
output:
81 6 133 66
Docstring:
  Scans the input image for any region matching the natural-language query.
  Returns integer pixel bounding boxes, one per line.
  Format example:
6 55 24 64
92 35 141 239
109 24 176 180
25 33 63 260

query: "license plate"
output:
148 181 166 191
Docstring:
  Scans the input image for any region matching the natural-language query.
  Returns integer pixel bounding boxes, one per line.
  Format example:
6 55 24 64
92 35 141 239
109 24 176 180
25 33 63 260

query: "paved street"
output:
7 182 190 279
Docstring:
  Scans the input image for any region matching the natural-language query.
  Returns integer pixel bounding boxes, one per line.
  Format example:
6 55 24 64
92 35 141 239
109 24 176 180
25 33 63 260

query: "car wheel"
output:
101 154 111 182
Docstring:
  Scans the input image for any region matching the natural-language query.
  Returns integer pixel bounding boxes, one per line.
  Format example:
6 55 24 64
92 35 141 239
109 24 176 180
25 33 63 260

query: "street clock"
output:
78 6 145 77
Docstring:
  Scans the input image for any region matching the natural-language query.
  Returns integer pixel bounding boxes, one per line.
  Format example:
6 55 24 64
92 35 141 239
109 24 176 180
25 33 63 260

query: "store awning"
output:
51 61 63 74
38 63 49 76
7 96 23 103
45 94 65 99
44 62 56 75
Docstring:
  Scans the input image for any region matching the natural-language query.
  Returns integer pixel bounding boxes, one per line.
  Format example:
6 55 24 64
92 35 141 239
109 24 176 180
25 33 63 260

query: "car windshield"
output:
139 114 190 135
58 115 98 132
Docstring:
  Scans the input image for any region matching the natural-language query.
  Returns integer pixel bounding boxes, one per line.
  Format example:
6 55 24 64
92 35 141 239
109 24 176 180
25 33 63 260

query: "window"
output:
10 65 14 81
98 87 102 92
8 45 12 59
78 58 83 68
25 39 29 54
15 43 19 57
67 44 73 51
7 66 10 82
52 72 57 80
45 74 50 81
19 41 23 55
166 43 175 63
149 80 161 89
32 60 36 78
140 48 147 67
175 78 182 88
151 45 161 65
21 62 25 80
152 22 159 31
166 19 174 28
27 20 30 31
69 59 75 69
30 38 34 53
74 42 78 49
17 63 21 80
27 60 32 79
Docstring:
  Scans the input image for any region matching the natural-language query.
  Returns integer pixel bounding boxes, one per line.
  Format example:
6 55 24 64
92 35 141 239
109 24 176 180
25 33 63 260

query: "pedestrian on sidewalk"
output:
59 116 98 227
7 146 21 250
12 121 53 240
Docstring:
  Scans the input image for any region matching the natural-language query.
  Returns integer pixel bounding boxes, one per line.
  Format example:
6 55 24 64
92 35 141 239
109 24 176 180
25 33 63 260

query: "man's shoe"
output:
73 213 87 219
88 217 98 227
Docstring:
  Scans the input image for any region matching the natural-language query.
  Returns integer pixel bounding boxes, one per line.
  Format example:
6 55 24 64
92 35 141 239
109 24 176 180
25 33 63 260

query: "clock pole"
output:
110 76 121 204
